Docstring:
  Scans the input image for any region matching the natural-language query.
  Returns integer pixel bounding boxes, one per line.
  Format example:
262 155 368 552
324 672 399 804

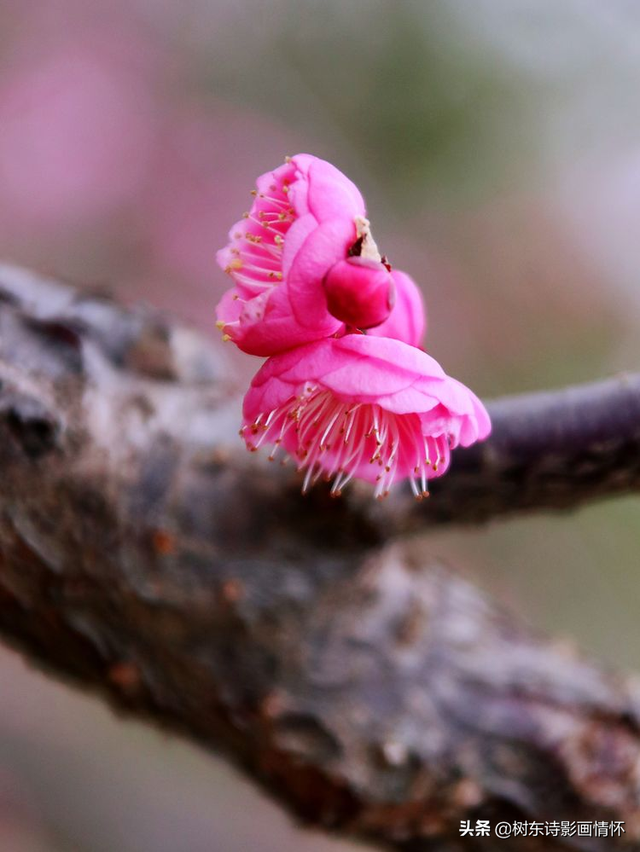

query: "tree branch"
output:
1 262 640 851
404 371 640 529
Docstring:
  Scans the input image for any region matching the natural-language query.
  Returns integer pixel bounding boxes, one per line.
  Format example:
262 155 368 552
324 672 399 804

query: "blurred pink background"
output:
0 1 639 849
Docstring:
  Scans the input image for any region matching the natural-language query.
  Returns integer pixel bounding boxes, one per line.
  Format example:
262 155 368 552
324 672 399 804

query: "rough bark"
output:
1 262 640 851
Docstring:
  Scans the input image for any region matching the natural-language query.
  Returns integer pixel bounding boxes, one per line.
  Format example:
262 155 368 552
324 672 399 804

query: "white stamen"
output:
242 389 445 499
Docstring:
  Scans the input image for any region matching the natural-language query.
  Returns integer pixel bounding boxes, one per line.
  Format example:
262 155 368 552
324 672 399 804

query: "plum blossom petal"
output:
218 276 339 358
242 335 491 498
286 217 363 326
370 269 426 348
215 153 429 354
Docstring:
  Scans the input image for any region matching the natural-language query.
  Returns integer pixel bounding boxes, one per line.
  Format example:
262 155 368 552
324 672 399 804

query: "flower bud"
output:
323 257 396 329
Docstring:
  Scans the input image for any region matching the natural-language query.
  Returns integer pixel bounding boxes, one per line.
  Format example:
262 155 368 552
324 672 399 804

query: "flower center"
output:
242 388 450 499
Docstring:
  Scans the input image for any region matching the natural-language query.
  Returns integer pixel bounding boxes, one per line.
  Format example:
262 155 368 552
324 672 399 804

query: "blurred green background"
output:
0 1 639 849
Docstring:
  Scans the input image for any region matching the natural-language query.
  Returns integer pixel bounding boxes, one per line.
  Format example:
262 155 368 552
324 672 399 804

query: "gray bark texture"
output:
1 262 640 851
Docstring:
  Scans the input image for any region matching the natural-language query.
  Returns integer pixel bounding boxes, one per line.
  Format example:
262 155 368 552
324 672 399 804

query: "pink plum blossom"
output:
215 154 427 353
216 153 364 355
241 334 491 499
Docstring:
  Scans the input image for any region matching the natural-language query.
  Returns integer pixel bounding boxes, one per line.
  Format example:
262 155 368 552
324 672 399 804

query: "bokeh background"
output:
0 1 639 849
